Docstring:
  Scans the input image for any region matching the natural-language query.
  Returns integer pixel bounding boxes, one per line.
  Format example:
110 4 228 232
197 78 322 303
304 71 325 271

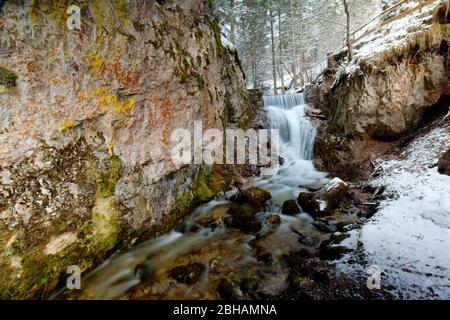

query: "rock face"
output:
438 148 450 175
0 0 249 298
309 1 450 180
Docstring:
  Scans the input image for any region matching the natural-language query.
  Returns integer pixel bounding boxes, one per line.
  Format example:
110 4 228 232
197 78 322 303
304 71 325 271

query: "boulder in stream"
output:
232 187 271 212
170 263 205 284
266 214 282 225
227 203 262 233
134 262 156 282
282 200 301 215
298 178 348 218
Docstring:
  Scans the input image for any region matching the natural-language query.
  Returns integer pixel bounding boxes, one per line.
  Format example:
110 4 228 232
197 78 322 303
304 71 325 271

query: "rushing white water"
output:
54 93 329 300
250 93 329 206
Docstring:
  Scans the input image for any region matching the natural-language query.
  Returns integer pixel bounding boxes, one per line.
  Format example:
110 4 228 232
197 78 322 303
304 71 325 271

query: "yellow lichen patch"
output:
83 52 104 69
58 120 78 132
80 86 135 114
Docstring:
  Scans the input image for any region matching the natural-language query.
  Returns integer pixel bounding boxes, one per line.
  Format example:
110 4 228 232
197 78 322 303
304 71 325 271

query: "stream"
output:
55 93 333 300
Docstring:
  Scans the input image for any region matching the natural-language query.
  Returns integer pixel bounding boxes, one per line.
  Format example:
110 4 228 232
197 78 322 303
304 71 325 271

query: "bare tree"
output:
342 0 353 61
269 6 278 95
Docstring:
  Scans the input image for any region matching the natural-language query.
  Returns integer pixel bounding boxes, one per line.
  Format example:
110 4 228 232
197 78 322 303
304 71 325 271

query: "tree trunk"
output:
298 0 305 88
229 0 236 45
289 0 297 89
250 37 257 88
270 8 278 95
343 0 353 61
278 10 285 94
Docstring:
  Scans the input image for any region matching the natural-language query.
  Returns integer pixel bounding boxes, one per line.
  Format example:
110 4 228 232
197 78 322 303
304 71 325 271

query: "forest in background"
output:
213 0 385 93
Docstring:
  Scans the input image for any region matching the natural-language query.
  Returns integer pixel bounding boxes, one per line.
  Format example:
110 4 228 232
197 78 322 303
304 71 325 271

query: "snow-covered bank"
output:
338 124 450 299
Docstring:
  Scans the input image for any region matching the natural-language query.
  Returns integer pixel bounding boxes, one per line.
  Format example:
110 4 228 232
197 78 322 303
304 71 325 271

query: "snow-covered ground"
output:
343 0 443 77
338 124 450 299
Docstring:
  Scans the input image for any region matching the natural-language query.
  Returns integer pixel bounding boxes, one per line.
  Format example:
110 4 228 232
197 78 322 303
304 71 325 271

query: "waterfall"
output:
249 93 329 205
264 93 315 160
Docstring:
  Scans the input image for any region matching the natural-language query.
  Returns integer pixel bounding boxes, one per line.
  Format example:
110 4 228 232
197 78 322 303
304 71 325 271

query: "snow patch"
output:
337 125 450 299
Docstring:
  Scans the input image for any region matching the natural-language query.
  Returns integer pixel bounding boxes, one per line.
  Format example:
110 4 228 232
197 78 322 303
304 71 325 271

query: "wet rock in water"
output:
217 279 243 300
227 203 262 233
312 220 337 234
170 263 205 284
291 228 318 247
135 262 156 282
232 187 271 212
298 178 348 218
282 200 301 215
252 242 273 263
266 214 282 226
297 192 317 216
438 149 450 176
314 178 348 213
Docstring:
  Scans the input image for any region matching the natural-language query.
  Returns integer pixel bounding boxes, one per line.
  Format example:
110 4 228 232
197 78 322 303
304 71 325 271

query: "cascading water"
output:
54 93 329 300
250 93 329 206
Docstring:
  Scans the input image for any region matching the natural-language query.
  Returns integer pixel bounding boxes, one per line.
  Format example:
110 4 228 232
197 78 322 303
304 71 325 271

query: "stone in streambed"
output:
298 178 348 218
134 262 155 282
217 279 243 300
282 200 301 215
232 187 271 212
313 178 348 213
266 214 282 225
312 220 337 234
170 263 205 284
227 203 261 233
297 192 317 216
438 149 450 176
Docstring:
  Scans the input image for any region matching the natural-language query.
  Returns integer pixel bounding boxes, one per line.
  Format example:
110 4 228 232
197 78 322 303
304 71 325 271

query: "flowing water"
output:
55 93 330 300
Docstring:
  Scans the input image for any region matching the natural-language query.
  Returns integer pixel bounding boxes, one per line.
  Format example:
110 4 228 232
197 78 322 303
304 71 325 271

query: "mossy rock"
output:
0 66 17 87
227 202 261 233
232 187 271 212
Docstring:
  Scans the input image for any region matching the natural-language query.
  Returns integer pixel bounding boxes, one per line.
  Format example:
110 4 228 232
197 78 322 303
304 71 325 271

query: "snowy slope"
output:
343 0 444 76
338 123 450 299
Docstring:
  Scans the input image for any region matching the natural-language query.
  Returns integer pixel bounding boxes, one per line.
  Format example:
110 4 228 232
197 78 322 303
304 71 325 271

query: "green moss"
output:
179 198 192 211
194 28 204 40
0 66 17 87
196 168 215 202
97 155 122 198
205 18 225 58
